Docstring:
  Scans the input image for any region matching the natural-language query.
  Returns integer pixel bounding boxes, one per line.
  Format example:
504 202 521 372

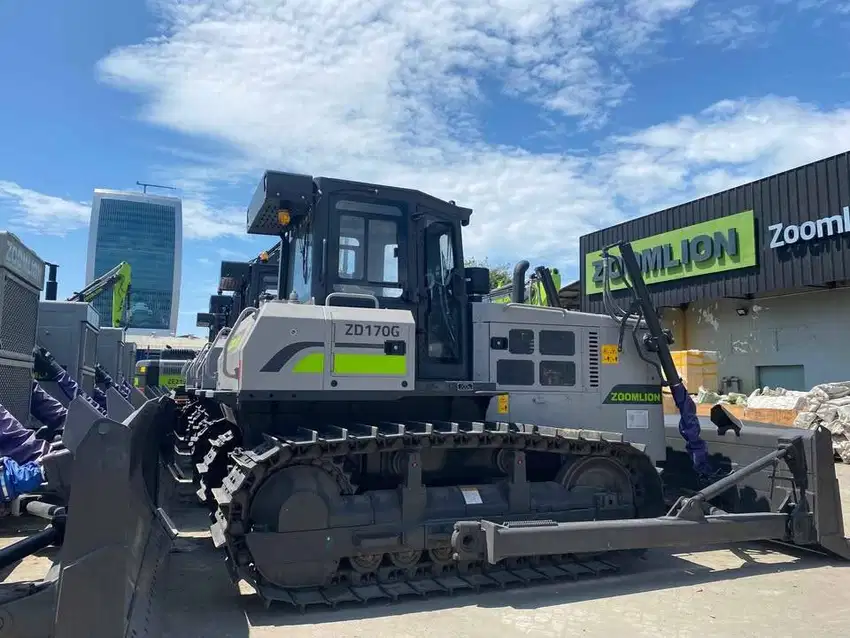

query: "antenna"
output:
136 181 177 194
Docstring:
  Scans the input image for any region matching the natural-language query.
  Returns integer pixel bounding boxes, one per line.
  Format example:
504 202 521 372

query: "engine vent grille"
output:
83 326 98 369
588 331 600 388
1 277 38 357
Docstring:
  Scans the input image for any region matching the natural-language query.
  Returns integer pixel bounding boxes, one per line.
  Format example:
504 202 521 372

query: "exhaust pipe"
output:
45 263 58 301
511 260 530 303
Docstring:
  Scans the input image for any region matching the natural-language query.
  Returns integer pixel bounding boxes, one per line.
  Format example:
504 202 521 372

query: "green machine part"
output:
488 267 561 306
110 262 131 328
73 261 132 328
134 358 186 390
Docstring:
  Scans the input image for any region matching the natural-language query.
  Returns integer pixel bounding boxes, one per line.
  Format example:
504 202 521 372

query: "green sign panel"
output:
585 210 757 295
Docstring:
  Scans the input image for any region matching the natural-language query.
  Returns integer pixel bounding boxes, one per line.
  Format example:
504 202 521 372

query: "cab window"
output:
287 220 313 302
334 200 402 298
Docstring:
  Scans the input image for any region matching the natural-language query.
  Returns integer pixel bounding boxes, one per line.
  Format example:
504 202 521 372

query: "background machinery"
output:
485 263 562 307
54 260 132 329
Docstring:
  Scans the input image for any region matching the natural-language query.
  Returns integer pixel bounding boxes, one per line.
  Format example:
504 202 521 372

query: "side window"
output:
334 200 403 298
287 223 313 302
424 221 462 362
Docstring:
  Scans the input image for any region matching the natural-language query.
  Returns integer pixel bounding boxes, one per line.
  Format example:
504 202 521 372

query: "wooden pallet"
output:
662 393 799 427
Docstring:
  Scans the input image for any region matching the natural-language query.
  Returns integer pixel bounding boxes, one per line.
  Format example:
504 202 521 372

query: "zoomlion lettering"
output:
769 206 850 249
4 238 44 283
591 229 740 284
603 384 663 405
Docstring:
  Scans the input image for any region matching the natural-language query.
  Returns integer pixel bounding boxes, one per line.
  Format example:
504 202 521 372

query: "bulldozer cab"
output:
247 171 487 382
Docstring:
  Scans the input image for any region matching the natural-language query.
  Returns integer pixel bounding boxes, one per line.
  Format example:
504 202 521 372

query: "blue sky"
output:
2 0 850 336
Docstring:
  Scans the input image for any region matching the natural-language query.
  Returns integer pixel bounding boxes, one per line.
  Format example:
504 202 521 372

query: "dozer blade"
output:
105 385 134 422
0 396 178 638
453 423 849 563
129 387 147 409
663 415 850 559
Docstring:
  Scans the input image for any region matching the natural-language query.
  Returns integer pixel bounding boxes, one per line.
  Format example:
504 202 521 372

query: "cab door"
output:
414 206 470 381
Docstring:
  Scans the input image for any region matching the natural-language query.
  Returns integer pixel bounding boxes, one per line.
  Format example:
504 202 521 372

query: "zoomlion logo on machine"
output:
768 206 850 248
603 384 663 404
2 234 44 286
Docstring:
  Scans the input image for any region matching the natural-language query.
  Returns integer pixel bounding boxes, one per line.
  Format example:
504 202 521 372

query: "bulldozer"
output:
173 170 849 608
0 171 848 637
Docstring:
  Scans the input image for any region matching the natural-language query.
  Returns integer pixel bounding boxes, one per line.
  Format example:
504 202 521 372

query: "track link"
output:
209 420 665 611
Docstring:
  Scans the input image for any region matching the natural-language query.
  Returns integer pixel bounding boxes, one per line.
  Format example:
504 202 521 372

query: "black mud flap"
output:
0 396 178 638
664 417 850 559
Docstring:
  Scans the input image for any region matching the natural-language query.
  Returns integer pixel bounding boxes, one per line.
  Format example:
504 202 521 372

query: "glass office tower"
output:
85 189 183 335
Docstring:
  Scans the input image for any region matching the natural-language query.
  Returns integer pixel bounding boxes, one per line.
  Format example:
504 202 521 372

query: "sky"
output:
2 0 850 336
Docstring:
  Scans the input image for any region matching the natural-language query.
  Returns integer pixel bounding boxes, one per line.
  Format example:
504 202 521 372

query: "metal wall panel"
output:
581 151 850 313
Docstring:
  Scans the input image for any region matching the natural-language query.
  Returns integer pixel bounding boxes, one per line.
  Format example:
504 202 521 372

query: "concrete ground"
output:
2 465 850 637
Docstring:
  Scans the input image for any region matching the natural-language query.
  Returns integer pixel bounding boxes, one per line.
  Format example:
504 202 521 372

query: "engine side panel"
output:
201 328 230 390
239 302 328 392
471 303 666 464
326 305 415 392
235 302 416 394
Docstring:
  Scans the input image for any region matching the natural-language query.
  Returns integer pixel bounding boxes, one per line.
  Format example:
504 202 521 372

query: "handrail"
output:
325 292 380 308
221 307 258 380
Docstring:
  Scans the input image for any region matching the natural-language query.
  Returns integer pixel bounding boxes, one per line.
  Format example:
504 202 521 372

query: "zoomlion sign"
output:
585 210 757 294
768 206 850 248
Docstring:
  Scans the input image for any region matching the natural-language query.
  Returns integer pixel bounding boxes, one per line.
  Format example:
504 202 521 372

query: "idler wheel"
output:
242 462 351 589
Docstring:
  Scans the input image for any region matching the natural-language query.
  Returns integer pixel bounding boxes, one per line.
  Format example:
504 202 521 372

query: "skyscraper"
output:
85 189 182 335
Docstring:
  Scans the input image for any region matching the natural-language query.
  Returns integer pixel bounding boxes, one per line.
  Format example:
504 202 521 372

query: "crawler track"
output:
205 420 665 611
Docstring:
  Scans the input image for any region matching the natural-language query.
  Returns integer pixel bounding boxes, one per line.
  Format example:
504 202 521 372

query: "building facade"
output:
85 189 182 335
580 150 850 393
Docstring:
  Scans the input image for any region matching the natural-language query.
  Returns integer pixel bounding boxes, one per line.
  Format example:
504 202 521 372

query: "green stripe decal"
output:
333 353 407 376
292 352 325 374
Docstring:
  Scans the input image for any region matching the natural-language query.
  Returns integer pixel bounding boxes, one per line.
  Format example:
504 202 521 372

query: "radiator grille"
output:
1 277 38 357
83 326 98 369
587 331 600 388
0 362 32 424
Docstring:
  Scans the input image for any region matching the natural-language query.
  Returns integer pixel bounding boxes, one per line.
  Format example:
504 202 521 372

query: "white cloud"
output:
180 197 244 240
0 181 90 236
101 0 697 134
217 247 253 261
4 0 839 273
600 96 850 213
696 5 775 50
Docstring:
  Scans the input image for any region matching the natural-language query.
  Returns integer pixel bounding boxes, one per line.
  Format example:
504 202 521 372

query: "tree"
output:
464 258 512 291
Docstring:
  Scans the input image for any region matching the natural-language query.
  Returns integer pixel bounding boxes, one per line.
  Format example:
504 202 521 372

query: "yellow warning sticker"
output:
601 344 620 364
497 394 509 414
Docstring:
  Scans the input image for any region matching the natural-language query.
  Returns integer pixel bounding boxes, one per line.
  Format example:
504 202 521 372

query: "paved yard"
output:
160 464 850 638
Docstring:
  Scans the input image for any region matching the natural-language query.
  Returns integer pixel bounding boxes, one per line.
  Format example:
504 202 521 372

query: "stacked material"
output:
790 382 850 462
746 387 808 411
696 387 748 406
672 350 719 394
